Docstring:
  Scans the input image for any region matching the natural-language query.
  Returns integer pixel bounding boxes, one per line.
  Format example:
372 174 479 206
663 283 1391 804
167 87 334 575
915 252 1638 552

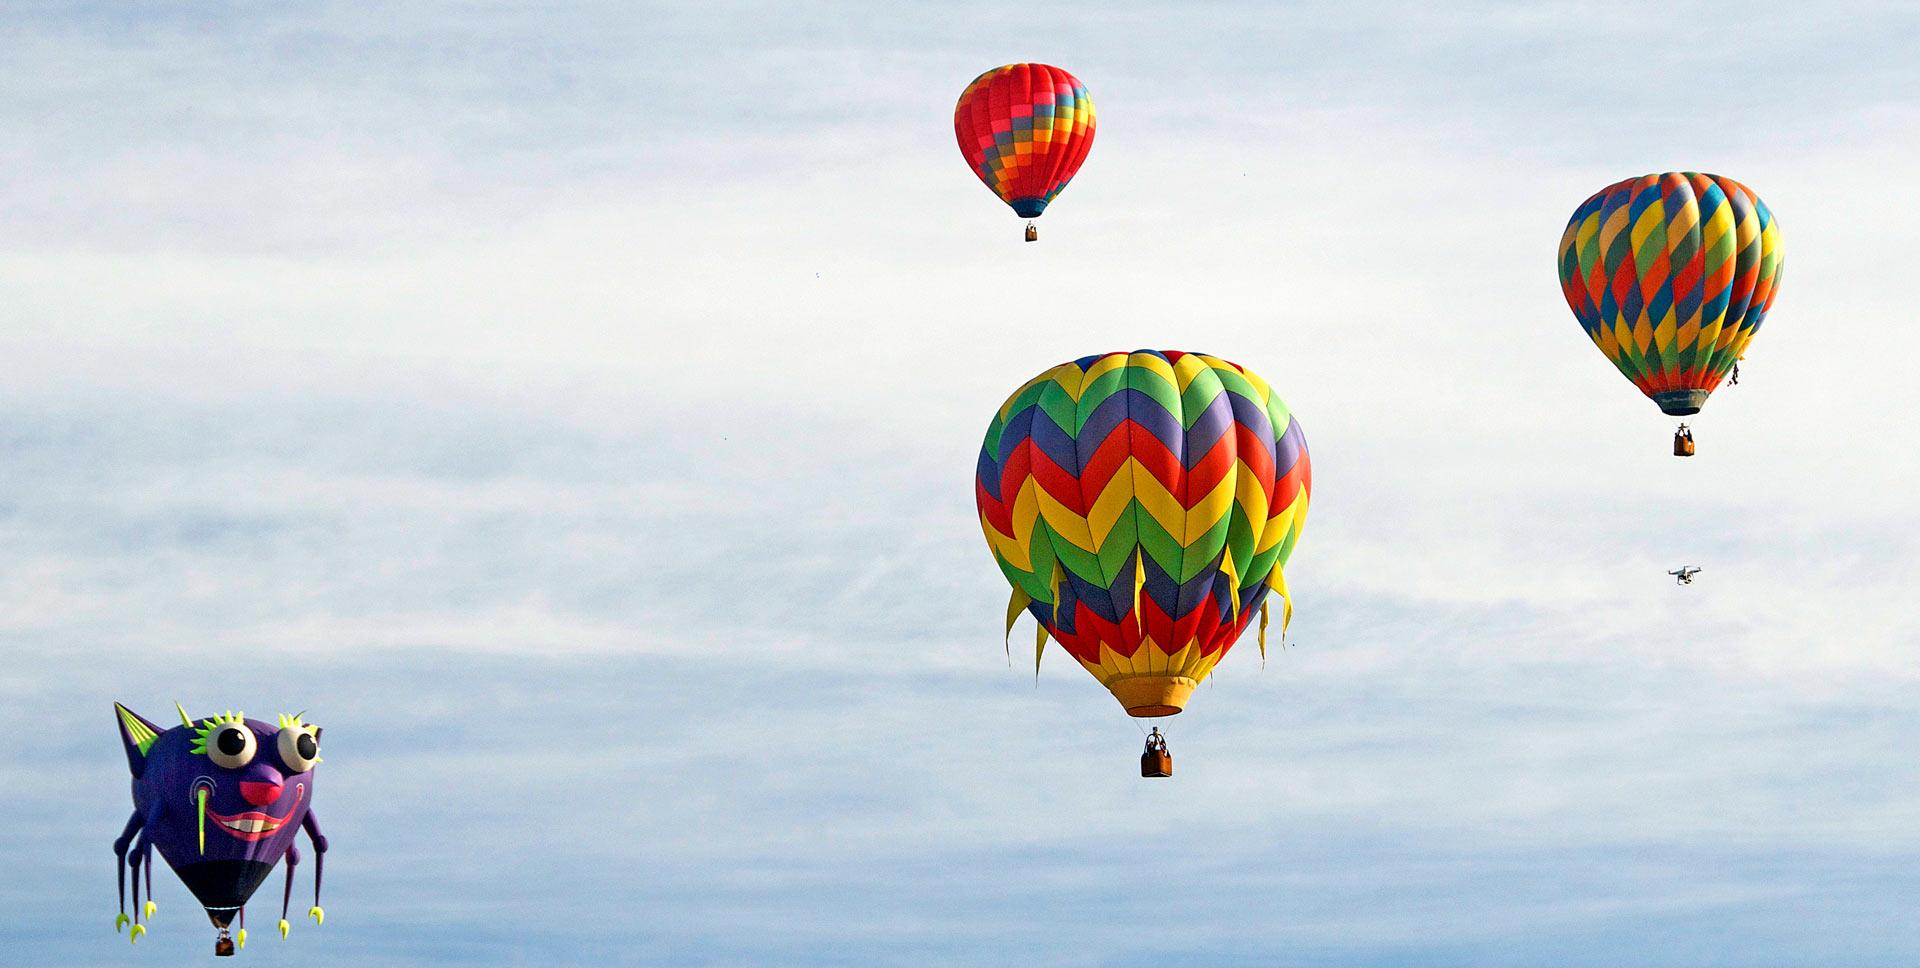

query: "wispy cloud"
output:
2 1 1918 965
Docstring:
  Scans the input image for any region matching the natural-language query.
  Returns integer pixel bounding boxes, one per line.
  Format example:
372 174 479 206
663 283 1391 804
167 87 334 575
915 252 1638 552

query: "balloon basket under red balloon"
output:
1024 221 1038 242
1141 729 1172 777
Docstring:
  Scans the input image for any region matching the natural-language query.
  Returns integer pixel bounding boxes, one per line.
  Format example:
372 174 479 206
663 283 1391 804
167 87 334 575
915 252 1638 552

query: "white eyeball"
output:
277 726 320 773
206 723 256 769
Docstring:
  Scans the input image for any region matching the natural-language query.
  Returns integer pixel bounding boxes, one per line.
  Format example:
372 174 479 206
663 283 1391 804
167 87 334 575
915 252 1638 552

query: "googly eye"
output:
206 723 256 769
276 726 320 773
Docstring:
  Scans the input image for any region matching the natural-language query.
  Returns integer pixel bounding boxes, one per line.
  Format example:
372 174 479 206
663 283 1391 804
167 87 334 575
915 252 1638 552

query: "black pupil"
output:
296 734 317 759
217 728 248 756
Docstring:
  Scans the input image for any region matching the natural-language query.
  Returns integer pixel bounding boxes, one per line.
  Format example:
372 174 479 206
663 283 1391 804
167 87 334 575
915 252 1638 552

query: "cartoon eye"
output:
277 726 320 772
206 723 256 769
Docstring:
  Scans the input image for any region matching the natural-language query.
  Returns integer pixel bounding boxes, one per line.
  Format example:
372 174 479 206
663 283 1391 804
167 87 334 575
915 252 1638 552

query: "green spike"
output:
190 710 244 755
175 702 193 729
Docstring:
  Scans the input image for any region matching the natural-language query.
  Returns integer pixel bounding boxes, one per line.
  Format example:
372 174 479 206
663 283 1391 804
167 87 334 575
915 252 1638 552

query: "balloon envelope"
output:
1557 172 1783 415
975 351 1310 717
953 63 1095 220
116 705 320 929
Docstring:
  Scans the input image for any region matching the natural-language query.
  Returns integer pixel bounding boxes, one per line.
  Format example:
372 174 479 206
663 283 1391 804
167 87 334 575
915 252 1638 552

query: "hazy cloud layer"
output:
3 1 1918 964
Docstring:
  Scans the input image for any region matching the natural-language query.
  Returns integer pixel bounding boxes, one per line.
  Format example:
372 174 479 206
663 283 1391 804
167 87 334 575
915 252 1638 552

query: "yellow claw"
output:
237 928 248 949
279 919 290 939
310 906 325 926
115 913 129 933
130 923 146 944
144 900 156 919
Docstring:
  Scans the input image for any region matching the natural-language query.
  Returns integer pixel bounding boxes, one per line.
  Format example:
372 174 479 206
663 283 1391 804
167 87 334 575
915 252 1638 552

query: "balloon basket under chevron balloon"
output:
1141 729 1172 778
1024 221 1037 242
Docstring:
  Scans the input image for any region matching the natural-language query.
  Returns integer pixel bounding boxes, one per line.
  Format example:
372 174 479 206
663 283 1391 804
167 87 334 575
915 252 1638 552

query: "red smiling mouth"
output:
205 783 303 842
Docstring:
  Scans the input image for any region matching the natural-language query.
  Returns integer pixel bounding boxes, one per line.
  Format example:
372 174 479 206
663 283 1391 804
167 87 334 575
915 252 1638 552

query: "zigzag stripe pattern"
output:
953 64 1095 219
975 350 1311 699
1557 172 1783 412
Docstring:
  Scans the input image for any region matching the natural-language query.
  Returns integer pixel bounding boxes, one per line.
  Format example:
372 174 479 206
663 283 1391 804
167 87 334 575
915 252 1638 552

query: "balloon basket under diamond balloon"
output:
1673 425 1696 457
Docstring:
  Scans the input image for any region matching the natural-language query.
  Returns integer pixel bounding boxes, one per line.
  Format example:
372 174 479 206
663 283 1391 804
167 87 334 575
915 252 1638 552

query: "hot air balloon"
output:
975 351 1311 772
113 703 329 956
953 63 1095 241
1557 172 1783 454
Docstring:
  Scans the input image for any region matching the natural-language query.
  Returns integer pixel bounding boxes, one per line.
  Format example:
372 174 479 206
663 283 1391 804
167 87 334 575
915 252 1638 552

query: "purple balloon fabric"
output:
113 703 328 951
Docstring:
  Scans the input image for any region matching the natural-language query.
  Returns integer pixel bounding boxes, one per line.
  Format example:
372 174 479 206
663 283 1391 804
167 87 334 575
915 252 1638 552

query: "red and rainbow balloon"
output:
953 64 1095 234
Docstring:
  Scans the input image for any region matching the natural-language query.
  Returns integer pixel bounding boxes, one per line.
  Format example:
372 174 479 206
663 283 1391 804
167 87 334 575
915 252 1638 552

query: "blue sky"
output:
2 1 1918 964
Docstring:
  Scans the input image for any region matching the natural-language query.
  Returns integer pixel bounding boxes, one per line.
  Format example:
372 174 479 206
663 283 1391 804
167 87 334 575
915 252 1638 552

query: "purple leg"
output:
303 811 328 917
113 811 143 929
279 843 301 936
128 831 150 940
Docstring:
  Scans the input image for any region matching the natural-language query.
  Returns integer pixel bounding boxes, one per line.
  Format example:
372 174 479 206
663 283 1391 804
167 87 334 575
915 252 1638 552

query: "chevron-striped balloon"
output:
1557 172 1783 416
975 351 1311 718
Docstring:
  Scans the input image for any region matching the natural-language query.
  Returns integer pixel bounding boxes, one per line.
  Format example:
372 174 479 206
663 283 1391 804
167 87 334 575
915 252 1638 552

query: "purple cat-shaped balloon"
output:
113 703 329 956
